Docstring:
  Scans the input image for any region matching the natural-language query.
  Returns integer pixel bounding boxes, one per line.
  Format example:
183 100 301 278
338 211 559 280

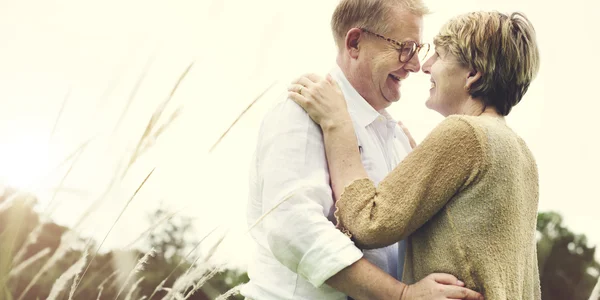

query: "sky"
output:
0 0 598 269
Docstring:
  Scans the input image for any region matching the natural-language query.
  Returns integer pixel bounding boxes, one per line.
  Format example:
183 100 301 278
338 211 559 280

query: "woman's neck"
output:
458 98 503 120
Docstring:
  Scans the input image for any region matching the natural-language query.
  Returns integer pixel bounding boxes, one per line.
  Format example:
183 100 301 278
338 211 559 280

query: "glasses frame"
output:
359 28 430 63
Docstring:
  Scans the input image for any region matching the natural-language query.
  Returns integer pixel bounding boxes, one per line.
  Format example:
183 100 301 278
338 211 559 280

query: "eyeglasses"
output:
360 28 430 63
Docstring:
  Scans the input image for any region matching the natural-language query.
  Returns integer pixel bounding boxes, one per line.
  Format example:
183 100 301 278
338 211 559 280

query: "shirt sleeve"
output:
256 98 363 287
334 116 485 249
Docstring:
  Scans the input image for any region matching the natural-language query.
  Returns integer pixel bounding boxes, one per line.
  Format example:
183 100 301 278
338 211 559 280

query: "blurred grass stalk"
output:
0 61 190 299
1 50 278 298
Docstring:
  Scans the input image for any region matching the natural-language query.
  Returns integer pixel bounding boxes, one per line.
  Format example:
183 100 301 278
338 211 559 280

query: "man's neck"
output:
336 59 385 112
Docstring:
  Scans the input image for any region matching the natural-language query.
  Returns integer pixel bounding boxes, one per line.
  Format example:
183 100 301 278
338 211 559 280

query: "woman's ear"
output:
465 70 482 92
345 28 363 59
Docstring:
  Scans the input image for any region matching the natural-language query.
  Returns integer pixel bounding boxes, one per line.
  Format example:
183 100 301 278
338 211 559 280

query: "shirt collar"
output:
328 64 396 128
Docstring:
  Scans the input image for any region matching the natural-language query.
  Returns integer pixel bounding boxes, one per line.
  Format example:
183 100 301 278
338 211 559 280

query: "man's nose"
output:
404 54 421 73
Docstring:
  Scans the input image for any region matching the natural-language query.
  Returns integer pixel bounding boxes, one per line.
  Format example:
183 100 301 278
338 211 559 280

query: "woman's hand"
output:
288 73 352 130
397 120 418 149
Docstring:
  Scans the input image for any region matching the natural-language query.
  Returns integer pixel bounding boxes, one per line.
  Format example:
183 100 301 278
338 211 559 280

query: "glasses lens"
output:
399 42 417 63
418 43 430 62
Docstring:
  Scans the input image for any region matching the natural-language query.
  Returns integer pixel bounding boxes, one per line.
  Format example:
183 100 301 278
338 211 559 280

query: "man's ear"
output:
345 28 363 59
465 69 482 92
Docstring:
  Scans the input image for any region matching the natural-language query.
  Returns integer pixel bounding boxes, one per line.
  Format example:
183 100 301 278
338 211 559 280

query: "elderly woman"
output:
288 11 541 300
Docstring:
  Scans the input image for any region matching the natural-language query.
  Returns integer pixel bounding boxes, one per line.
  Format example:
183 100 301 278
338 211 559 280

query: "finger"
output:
407 136 417 149
326 73 337 85
397 121 417 149
326 74 334 83
288 92 308 108
430 273 462 286
288 83 305 94
303 73 324 83
326 74 342 89
444 286 484 300
291 75 319 87
295 76 317 89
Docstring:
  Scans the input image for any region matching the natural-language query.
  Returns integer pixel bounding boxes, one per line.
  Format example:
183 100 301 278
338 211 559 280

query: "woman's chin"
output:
425 100 447 117
425 98 434 110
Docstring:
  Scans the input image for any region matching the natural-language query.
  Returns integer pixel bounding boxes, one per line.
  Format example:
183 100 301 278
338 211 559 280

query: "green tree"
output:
537 211 600 300
147 205 196 263
140 205 248 299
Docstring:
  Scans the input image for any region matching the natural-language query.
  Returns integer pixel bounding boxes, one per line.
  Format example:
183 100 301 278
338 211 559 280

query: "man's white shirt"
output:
241 65 413 300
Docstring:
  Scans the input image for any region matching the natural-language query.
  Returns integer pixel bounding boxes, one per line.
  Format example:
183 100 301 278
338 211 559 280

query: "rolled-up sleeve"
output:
256 99 363 287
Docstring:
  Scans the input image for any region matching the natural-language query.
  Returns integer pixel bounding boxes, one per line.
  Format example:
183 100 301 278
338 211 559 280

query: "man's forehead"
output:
390 19 423 41
385 9 423 41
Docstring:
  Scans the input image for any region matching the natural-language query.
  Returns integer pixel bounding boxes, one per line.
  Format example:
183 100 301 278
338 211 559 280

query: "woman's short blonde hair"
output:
330 0 429 49
434 11 540 116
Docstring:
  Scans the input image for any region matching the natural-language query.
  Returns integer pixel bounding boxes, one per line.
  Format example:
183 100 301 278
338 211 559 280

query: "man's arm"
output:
257 100 411 300
327 259 485 300
326 258 405 299
256 99 364 287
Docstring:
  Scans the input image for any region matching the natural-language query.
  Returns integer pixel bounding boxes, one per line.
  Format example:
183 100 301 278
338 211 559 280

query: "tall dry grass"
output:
0 59 280 300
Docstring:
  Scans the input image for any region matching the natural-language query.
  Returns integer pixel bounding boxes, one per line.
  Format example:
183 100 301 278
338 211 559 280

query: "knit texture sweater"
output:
335 115 541 299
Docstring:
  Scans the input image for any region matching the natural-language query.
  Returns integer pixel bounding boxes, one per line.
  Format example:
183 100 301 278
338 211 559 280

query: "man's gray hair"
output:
330 0 430 50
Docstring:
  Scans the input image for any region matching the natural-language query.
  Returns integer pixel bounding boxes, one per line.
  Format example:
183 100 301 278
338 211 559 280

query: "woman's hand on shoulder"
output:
288 73 351 130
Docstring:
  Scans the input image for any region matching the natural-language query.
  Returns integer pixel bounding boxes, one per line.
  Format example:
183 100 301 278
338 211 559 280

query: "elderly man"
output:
241 0 483 299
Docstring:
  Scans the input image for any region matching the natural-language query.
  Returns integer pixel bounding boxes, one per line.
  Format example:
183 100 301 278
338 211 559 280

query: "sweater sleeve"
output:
334 116 486 249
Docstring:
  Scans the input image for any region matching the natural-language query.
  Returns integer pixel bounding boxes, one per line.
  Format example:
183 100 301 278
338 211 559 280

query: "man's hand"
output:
397 120 417 149
401 273 484 300
326 259 483 300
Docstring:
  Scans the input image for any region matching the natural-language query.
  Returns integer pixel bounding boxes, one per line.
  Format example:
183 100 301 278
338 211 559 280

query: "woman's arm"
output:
321 117 370 201
289 74 485 249
288 73 370 200
327 117 484 249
